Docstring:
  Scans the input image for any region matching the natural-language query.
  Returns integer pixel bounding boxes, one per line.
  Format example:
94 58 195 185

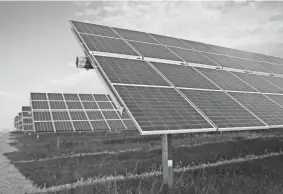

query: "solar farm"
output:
5 20 283 193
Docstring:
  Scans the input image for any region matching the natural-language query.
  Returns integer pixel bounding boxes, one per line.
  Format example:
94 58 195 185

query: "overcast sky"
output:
1 1 283 130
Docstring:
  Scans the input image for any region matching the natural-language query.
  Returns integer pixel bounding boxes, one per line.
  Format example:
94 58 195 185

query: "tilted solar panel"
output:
31 93 47 101
260 76 283 91
255 61 283 75
54 121 74 132
197 68 257 92
114 85 214 133
95 56 170 86
102 111 120 120
152 62 219 90
148 33 191 49
63 94 80 101
86 111 104 120
73 121 92 131
93 94 109 101
34 122 54 132
180 89 265 129
51 111 70 121
229 92 283 126
90 120 109 130
228 57 271 73
232 72 283 94
79 94 95 101
47 93 64 101
97 101 114 109
31 101 49 109
82 101 99 109
265 94 283 108
49 101 67 109
107 120 125 130
33 111 52 121
66 101 83 109
180 39 221 54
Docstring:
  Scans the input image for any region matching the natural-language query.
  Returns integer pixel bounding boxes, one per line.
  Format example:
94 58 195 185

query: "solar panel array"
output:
21 106 33 131
71 20 283 135
30 93 135 133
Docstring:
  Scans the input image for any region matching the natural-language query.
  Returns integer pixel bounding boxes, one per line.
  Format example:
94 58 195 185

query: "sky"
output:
1 1 283 130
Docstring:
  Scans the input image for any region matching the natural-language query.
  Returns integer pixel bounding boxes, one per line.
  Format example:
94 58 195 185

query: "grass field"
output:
4 129 283 194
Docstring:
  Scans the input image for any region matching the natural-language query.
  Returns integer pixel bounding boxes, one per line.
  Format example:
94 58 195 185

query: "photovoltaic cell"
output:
181 89 264 128
128 41 181 61
90 120 109 130
114 85 213 132
23 118 33 124
31 101 49 109
229 92 283 126
84 23 120 38
80 34 139 56
107 120 125 130
23 125 33 131
260 76 283 90
95 56 170 86
152 62 219 90
149 34 191 49
269 56 283 65
232 72 283 94
102 111 120 120
31 93 47 100
33 111 52 121
113 28 159 44
82 101 98 109
86 111 104 120
265 94 283 108
71 20 92 34
97 101 114 109
168 47 220 67
197 68 257 92
229 57 271 73
69 111 88 120
54 121 74 132
93 94 109 101
66 101 83 109
49 101 67 109
34 122 54 132
180 40 221 54
123 119 136 129
22 112 31 117
79 94 95 101
63 94 79 101
73 121 92 131
51 111 70 121
47 93 64 101
202 52 245 69
22 106 31 112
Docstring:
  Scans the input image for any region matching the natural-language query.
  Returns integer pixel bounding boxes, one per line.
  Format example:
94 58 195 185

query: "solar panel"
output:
180 89 265 129
128 41 181 61
229 92 283 126
202 52 246 69
114 85 214 133
69 111 88 120
80 34 139 56
93 94 109 101
229 57 271 73
34 122 54 132
66 101 83 109
255 61 283 75
86 111 104 120
197 68 257 92
23 118 33 124
78 94 95 101
152 62 219 90
102 111 120 120
54 121 74 132
269 56 283 65
82 101 99 109
31 101 49 109
51 111 70 121
123 119 136 129
97 101 114 109
63 94 80 101
168 47 220 66
33 111 52 121
232 72 283 94
90 120 109 130
107 120 125 130
23 125 33 131
22 106 31 112
31 93 47 100
49 101 67 109
260 76 283 90
113 28 159 44
73 121 92 131
149 33 191 49
47 93 64 101
180 39 221 54
95 56 170 86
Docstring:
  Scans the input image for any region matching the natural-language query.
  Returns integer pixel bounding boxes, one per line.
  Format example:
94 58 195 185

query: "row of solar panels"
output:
71 20 283 76
87 55 283 135
14 93 136 133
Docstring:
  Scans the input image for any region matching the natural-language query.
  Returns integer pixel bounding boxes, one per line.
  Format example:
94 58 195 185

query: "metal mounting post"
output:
57 133 60 149
161 134 173 189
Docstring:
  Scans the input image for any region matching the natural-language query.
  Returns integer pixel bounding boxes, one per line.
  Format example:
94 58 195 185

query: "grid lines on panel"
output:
260 76 283 91
197 68 257 92
54 121 74 132
181 89 264 128
149 34 191 49
90 120 109 130
80 34 139 56
229 57 271 73
47 93 64 101
152 62 219 90
232 72 283 94
31 101 49 109
79 94 95 101
113 28 159 44
34 122 54 132
256 61 283 75
73 121 92 131
107 120 125 130
31 93 47 100
128 40 181 61
114 85 213 132
180 39 221 54
265 94 283 108
229 92 283 126
95 56 170 86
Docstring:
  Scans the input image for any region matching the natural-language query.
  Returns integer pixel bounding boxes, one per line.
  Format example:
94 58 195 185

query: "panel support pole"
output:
57 134 60 149
161 134 173 189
